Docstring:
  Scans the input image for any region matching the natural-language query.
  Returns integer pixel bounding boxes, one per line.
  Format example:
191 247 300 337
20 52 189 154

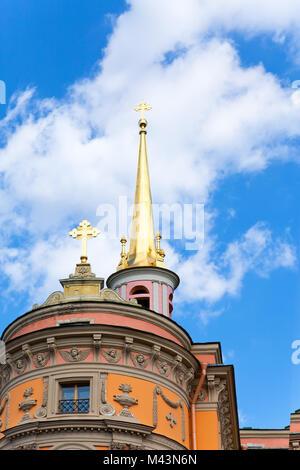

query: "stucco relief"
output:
99 373 116 417
14 358 27 375
207 374 235 450
33 352 50 368
34 377 49 419
58 347 90 362
32 291 64 310
113 384 138 419
0 394 9 430
153 385 185 442
156 360 171 377
130 352 149 369
218 383 234 450
0 365 11 388
102 348 122 364
18 387 37 423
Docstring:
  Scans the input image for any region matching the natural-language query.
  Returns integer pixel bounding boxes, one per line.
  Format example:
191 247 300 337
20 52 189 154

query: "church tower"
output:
0 103 241 451
107 102 179 317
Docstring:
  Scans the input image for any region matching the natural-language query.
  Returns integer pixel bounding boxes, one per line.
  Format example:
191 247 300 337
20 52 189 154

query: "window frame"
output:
47 372 98 419
59 382 90 414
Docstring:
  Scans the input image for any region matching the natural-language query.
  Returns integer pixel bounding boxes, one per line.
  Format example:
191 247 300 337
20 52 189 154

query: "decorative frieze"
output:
2 331 198 412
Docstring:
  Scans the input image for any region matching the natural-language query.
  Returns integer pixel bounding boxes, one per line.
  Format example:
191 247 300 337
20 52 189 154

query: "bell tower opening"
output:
129 285 150 309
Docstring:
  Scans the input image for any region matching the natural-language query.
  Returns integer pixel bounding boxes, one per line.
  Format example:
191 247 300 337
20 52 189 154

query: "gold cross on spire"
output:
134 101 152 121
69 219 100 264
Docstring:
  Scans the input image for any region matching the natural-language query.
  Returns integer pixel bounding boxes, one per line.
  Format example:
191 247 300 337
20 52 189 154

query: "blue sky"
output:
0 0 300 430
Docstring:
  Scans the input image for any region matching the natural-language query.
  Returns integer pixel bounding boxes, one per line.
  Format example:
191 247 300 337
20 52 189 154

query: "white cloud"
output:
173 222 297 305
0 0 298 311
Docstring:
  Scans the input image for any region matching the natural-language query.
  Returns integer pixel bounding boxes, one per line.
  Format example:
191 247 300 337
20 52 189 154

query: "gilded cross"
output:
69 219 100 264
134 101 152 120
166 411 177 428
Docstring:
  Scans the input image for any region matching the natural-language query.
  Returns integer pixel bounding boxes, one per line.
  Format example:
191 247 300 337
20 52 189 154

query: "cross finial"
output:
134 101 152 121
69 219 100 264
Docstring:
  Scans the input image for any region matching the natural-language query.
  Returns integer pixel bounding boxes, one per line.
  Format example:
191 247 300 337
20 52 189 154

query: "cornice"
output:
240 429 290 439
3 417 155 441
106 266 180 290
1 301 191 350
190 343 223 364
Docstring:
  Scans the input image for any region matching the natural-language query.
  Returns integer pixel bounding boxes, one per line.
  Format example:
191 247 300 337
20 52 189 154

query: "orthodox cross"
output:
166 411 177 428
134 101 152 120
69 219 100 264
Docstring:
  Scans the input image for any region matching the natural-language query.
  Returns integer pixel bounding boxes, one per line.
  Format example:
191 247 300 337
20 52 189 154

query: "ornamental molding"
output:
98 288 139 306
34 377 49 419
3 301 192 350
14 443 38 450
32 289 140 312
93 334 102 362
47 337 57 366
110 442 127 450
2 418 155 443
32 291 64 310
0 393 9 430
218 382 235 450
206 367 240 450
99 373 116 417
69 263 96 279
0 364 11 388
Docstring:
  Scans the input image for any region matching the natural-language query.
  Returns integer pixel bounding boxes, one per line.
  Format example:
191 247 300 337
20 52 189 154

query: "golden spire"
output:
69 219 100 264
117 102 165 270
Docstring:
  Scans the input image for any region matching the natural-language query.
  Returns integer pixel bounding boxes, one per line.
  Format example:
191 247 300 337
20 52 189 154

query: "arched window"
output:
129 285 150 309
